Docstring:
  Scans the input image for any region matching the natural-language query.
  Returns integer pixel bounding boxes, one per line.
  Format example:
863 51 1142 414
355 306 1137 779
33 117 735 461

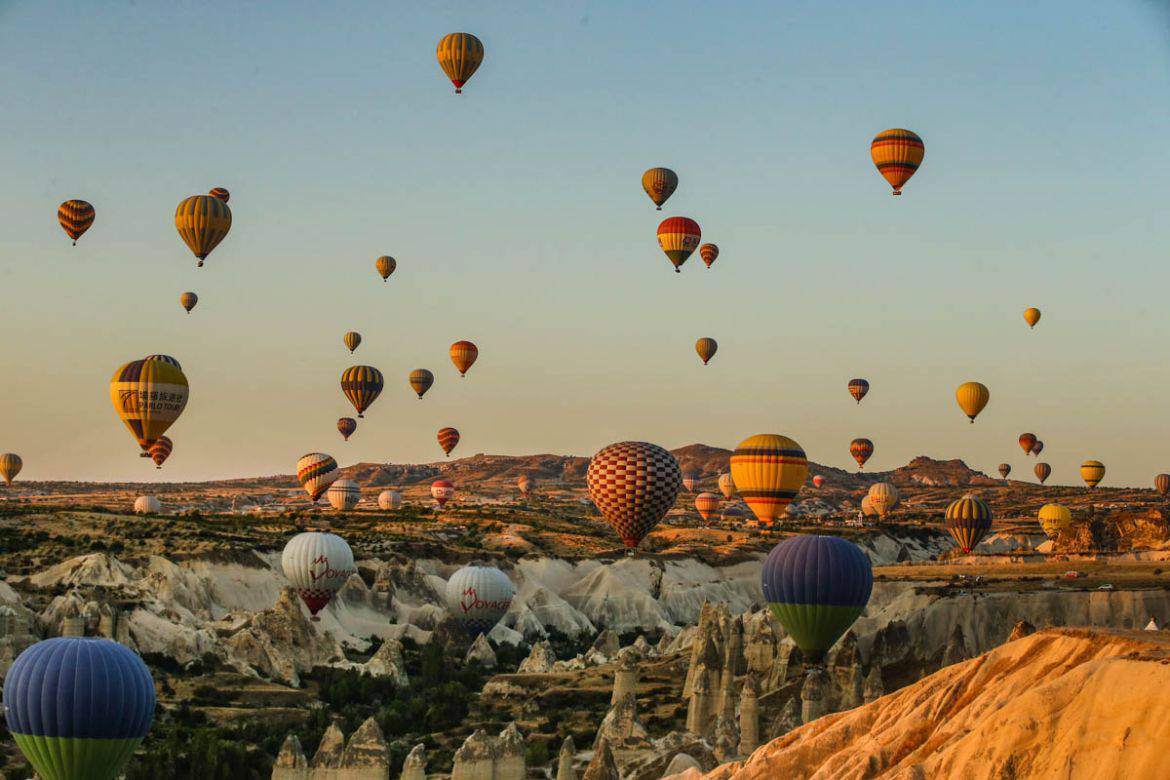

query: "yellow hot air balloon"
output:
375 255 396 282
343 331 362 353
729 434 808 528
340 365 383 418
1080 460 1105 488
109 358 189 455
175 195 232 267
867 482 899 518
437 33 484 94
179 292 198 314
1038 503 1072 538
0 453 22 485
955 382 989 423
409 369 434 399
641 168 678 210
870 129 924 195
1023 307 1041 328
695 337 717 365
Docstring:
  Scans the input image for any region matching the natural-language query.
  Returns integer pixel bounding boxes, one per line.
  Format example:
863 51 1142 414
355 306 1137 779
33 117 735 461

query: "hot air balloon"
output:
0 453 22 485
437 32 483 93
1023 307 1041 328
695 492 720 521
641 167 678 210
867 482 898 518
955 382 989 423
438 427 460 457
850 438 874 469
1156 474 1170 496
109 358 189 456
209 187 230 203
1031 440 1044 457
340 365 384 417
148 436 172 469
378 490 403 510
3 637 155 780
1019 433 1037 455
1038 503 1072 538
870 129 924 195
281 531 356 619
133 496 161 514
998 463 1011 480
945 494 992 553
699 244 719 269
695 337 718 365
860 495 878 518
761 535 873 664
174 194 231 267
718 472 735 499
143 354 182 370
337 417 357 441
847 378 870 404
179 291 198 314
432 479 455 507
297 453 340 503
720 506 744 523
1081 460 1105 488
327 479 361 511
730 434 809 528
812 475 825 488
517 474 534 498
409 369 434 399
656 217 701 273
446 565 514 638
343 331 362 353
682 469 700 493
450 341 478 376
586 441 682 548
58 199 96 245
1034 462 1051 484
375 255 396 282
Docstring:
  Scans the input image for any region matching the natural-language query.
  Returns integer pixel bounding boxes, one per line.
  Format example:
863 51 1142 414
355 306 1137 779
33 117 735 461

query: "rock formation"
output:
272 718 391 779
800 671 828 724
611 649 638 703
1008 620 1036 641
685 662 714 738
737 673 760 756
712 713 740 762
555 736 577 780
465 633 497 669
518 639 557 673
451 723 527 780
581 736 620 780
594 692 649 748
862 665 884 704
225 587 348 687
400 744 427 780
364 638 409 687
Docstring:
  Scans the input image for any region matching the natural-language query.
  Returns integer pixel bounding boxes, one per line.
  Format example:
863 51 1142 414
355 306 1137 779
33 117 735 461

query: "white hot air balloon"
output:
445 565 515 638
326 479 361 511
377 490 403 510
133 496 161 515
281 532 356 620
717 472 734 499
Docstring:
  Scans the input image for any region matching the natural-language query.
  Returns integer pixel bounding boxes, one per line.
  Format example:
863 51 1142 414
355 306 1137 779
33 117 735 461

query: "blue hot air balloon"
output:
761 535 873 664
2 637 156 780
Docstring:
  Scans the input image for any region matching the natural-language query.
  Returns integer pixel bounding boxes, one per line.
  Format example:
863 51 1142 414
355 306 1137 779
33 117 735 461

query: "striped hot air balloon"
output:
446 565 514 638
449 341 478 376
695 337 718 365
761 535 873 664
326 479 361 511
375 255 396 282
1019 433 1037 455
431 479 455 507
1038 503 1072 538
57 199 95 245
1023 307 1041 328
867 482 898 518
337 417 357 441
208 187 230 203
281 532 356 618
179 292 198 314
3 638 155 780
174 195 231 267
109 359 189 456
1031 440 1044 456
699 243 719 269
641 167 678 210
143 354 182 370
1156 474 1170 496
0 453 23 485
148 436 172 469
437 32 484 93
717 472 735 499
850 438 873 469
695 492 721 521
343 331 362 353
1080 460 1105 489
812 475 825 488
945 494 992 553
517 474 534 498
133 496 161 514
409 369 434 399
438 427 460 457
681 469 700 494
870 129 924 195
656 217 701 272
998 463 1011 480
955 381 990 423
378 490 403 510
586 441 682 549
296 453 339 503
340 365 383 417
1034 462 1051 484
730 434 809 528
847 378 869 404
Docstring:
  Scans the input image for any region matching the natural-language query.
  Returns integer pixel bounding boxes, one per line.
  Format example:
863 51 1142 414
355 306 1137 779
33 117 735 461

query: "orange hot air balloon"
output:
437 33 483 93
449 341 478 377
847 378 869 404
997 463 1011 480
409 369 434 399
695 337 717 365
1034 462 1051 484
1031 440 1044 456
699 244 719 269
695 492 720 521
337 417 357 441
656 217 701 273
148 436 173 469
641 167 678 210
850 438 873 469
812 475 825 488
208 187 230 203
179 292 198 314
375 255 396 282
1155 473 1170 496
1019 433 1037 455
955 382 989 423
58 199 95 244
438 427 460 457
1023 307 1041 328
870 129 924 195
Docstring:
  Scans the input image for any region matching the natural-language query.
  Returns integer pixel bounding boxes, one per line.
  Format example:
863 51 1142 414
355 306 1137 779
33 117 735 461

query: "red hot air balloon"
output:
699 243 719 269
848 379 869 404
812 475 825 488
850 438 873 469
438 427 460 457
1019 433 1037 455
432 479 455 506
149 436 173 469
656 217 701 273
338 417 357 441
586 441 682 549
1034 462 1051 484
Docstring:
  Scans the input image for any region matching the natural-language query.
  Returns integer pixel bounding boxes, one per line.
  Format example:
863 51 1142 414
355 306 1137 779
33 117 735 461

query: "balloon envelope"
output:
343 332 361 353
870 128 924 195
445 565 514 638
378 490 403 510
432 479 455 506
955 382 990 423
641 167 678 209
449 341 478 376
437 32 484 93
850 438 873 469
1156 474 1170 496
717 472 735 499
867 482 898 517
699 243 719 268
0 453 23 484
409 369 434 399
438 427 460 456
730 434 808 527
1034 462 1051 484
997 463 1011 479
133 496 161 514
281 532 356 616
1080 460 1105 488
656 217 701 272
57 199 95 244
109 359 189 455
1023 307 1041 328
586 441 681 548
180 292 198 313
326 479 361 511
375 255 396 281
1019 433 1037 454
945 495 992 553
297 452 340 502
340 365 384 417
337 417 357 440
847 378 869 404
695 337 718 365
1038 503 1072 538
174 194 231 267
695 492 720 520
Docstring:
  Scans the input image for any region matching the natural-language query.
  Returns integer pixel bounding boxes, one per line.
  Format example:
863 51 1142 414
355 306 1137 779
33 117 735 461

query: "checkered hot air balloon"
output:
586 441 682 549
730 434 809 528
945 494 992 553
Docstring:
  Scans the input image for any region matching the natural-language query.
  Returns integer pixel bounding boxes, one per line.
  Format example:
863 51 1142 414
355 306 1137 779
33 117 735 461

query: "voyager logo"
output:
309 554 356 583
459 586 511 614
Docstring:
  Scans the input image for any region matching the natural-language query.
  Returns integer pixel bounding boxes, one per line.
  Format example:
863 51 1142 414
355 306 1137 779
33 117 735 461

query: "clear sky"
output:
2 1 1170 486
